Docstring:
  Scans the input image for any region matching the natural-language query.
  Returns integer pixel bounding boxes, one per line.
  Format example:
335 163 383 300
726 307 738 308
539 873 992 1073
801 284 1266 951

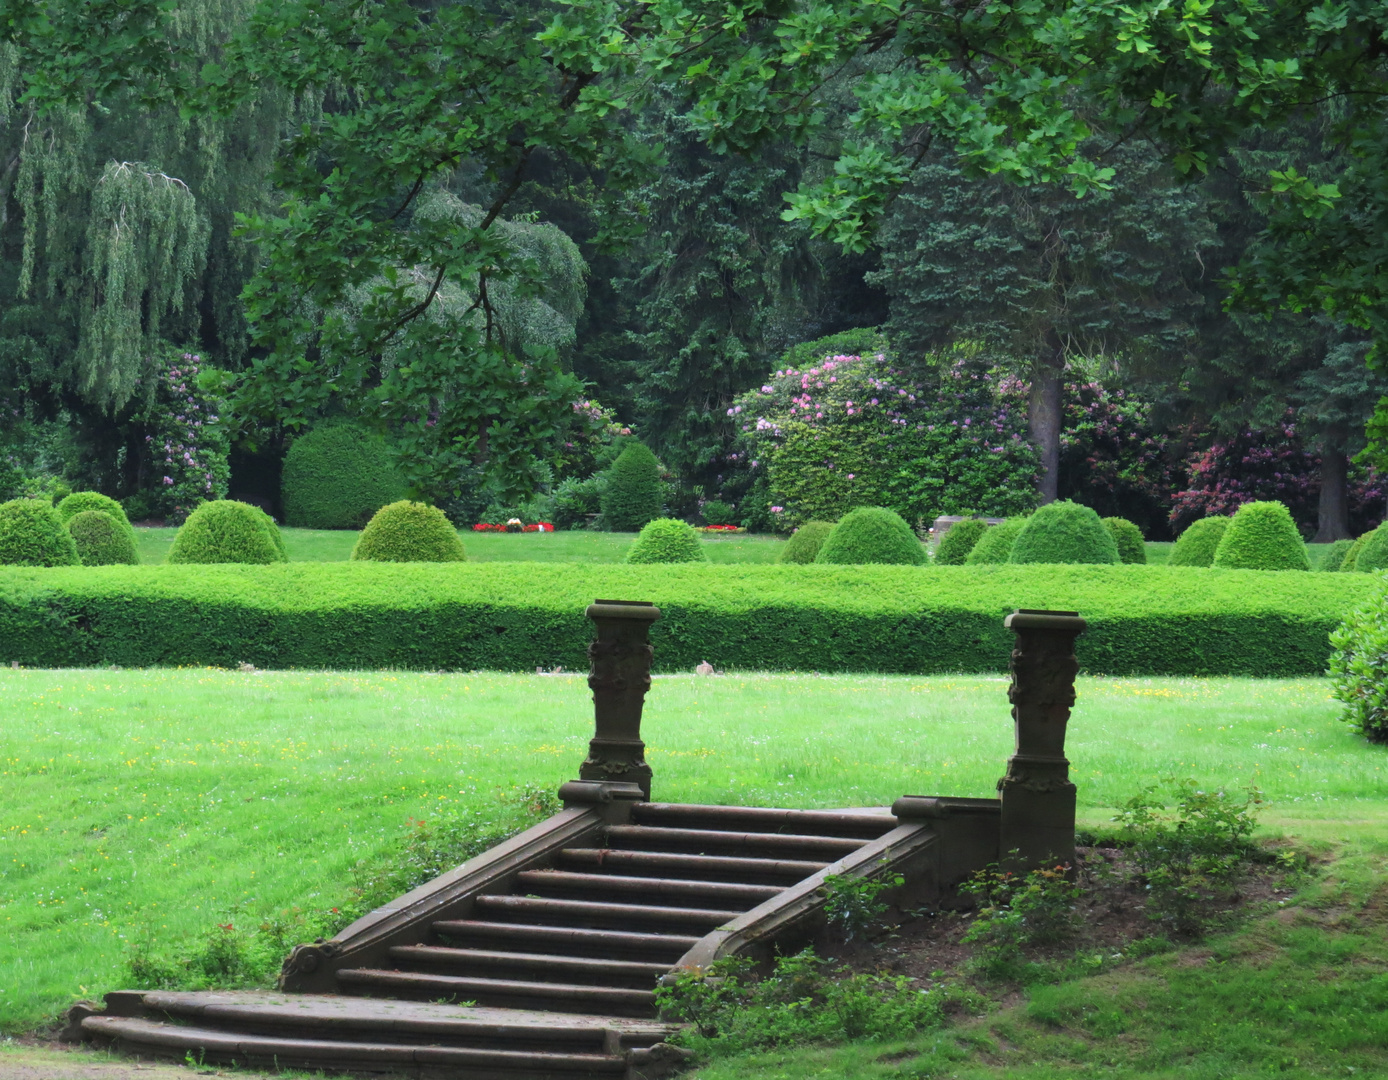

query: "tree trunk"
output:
1314 432 1351 542
1029 340 1065 504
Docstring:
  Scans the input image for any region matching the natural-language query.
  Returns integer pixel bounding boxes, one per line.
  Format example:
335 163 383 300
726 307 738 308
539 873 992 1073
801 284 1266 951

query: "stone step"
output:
634 802 896 840
473 894 742 932
556 847 829 884
388 945 670 990
514 869 780 907
603 824 867 859
337 969 658 1017
431 919 700 963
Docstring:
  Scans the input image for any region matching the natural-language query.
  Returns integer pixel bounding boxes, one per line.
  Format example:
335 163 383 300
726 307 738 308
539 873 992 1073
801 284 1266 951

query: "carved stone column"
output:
578 599 660 799
998 608 1086 870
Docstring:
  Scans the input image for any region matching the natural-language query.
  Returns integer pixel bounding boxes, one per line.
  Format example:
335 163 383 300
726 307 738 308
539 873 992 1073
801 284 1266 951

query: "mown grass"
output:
2 668 1383 1034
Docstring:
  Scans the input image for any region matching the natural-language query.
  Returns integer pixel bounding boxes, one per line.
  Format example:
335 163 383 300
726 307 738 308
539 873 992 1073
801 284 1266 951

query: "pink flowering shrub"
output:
140 353 231 523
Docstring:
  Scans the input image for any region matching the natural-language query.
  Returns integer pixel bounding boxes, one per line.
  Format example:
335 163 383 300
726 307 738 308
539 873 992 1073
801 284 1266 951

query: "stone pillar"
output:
998 608 1086 870
578 599 660 799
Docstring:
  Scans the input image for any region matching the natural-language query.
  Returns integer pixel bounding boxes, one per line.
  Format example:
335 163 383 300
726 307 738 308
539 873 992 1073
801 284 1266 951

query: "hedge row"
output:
0 564 1376 677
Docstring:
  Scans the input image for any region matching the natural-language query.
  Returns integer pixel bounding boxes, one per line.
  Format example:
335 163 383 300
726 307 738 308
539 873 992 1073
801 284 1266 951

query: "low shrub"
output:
701 500 736 527
167 500 288 565
1010 501 1120 565
1354 523 1388 573
1317 538 1354 572
815 507 926 566
57 492 134 538
625 518 708 564
1340 533 1370 571
601 442 663 532
960 862 1082 953
934 519 989 565
351 501 466 563
966 516 1026 564
777 521 835 564
551 475 606 531
1103 517 1147 565
280 422 406 529
1329 583 1388 742
1212 500 1310 571
1168 516 1230 567
68 510 139 566
0 498 80 566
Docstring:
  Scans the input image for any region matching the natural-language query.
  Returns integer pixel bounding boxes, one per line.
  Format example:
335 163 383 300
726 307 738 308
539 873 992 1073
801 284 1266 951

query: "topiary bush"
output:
1212 501 1310 571
934 519 989 565
57 492 135 539
281 422 407 529
1330 583 1388 742
1009 501 1120 565
167 500 289 565
1341 533 1370 571
1103 517 1147 565
1317 538 1354 572
601 442 663 532
351 501 466 562
0 498 80 566
1168 516 1231 568
625 518 708 564
777 520 836 564
815 507 927 566
68 510 139 565
966 517 1027 565
1355 524 1388 573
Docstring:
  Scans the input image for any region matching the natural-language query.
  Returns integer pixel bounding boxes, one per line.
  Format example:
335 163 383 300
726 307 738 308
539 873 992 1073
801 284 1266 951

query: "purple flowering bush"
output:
729 351 1039 530
141 353 231 523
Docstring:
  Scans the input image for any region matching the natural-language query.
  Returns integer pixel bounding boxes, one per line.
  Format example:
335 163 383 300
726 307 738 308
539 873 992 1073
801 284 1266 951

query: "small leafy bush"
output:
1317 537 1354 572
68 510 139 565
815 506 926 565
1009 500 1120 565
1341 533 1370 571
551 474 606 530
0 498 80 566
960 861 1082 957
1103 517 1147 564
351 501 466 562
1212 500 1310 571
625 518 707 564
965 516 1027 564
1168 516 1231 567
702 500 736 526
776 520 835 564
934 518 988 565
167 500 287 565
1354 523 1388 573
601 441 663 531
822 871 903 940
1329 584 1388 742
281 422 406 529
57 492 134 539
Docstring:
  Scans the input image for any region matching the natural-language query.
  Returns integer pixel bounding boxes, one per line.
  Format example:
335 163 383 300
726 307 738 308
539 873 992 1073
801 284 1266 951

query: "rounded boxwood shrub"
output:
1355 523 1388 573
815 507 927 566
965 516 1027 565
167 500 289 565
351 500 466 562
625 518 708 564
1009 501 1120 565
1317 538 1354 572
1330 587 1388 742
601 442 663 532
281 422 406 529
0 498 80 566
1340 533 1370 571
1103 517 1147 565
68 510 139 565
777 520 836 564
1168 516 1231 567
934 519 988 566
1212 500 1310 571
57 491 135 539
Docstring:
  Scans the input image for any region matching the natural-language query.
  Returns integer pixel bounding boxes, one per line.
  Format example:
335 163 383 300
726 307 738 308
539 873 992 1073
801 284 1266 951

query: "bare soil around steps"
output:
0 1041 291 1080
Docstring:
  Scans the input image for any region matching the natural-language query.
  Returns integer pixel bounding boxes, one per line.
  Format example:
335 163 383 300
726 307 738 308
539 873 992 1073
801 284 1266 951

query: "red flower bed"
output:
472 522 555 532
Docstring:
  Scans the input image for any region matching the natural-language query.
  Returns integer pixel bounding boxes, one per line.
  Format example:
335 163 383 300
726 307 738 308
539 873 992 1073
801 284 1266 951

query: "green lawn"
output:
2 667 1384 1034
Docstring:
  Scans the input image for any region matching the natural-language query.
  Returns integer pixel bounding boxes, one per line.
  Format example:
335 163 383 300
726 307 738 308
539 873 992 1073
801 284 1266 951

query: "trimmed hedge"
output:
0 499 80 566
601 442 663 531
1341 533 1370 571
816 507 926 565
0 563 1371 677
352 501 466 562
966 517 1026 565
626 518 708 564
934 519 988 565
1356 524 1388 573
1168 516 1230 567
57 492 134 539
1317 538 1354 572
777 521 835 565
1103 517 1147 565
1010 501 1119 565
68 510 139 566
281 422 406 529
1213 501 1310 571
167 500 288 565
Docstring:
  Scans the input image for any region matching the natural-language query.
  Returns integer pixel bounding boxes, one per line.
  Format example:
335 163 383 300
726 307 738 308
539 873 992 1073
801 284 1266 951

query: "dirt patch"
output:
0 1043 273 1080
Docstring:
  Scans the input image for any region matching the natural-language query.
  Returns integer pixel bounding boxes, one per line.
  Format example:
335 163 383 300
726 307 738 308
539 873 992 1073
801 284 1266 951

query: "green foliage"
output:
822 872 903 940
1341 533 1371 571
776 520 835 564
166 501 288 566
1010 501 1120 565
1168 516 1231 568
1103 517 1147 565
1113 778 1263 935
701 500 736 526
68 510 139 566
1317 538 1355 572
1330 584 1388 743
816 507 926 566
0 563 1365 676
281 423 406 530
351 501 466 563
935 519 989 565
1354 524 1388 572
0 498 79 566
965 517 1027 564
1212 501 1311 571
57 492 133 536
600 442 663 532
960 862 1082 957
625 518 707 564
551 475 606 530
